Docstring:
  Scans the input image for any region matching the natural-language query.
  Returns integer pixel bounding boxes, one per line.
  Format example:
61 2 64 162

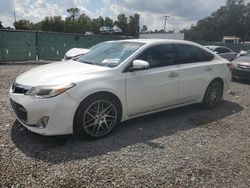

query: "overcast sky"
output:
0 0 248 31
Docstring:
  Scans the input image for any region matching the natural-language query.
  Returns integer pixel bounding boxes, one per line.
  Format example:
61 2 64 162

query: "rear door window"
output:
174 44 214 64
215 47 231 53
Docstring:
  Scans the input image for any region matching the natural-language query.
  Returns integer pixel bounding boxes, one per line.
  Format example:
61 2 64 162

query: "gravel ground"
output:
0 64 250 187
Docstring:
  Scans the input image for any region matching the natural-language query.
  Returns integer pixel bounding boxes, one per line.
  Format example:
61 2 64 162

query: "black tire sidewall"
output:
202 80 223 109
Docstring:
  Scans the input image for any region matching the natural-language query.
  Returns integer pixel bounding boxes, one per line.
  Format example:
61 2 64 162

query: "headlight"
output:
25 83 75 98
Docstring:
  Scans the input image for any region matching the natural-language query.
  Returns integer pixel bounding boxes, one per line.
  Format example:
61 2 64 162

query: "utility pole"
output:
163 15 170 31
13 10 16 23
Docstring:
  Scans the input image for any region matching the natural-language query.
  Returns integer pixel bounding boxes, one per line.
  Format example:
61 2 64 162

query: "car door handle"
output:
168 72 178 78
205 67 213 72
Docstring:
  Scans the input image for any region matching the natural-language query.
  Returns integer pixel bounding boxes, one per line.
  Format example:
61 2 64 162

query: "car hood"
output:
16 60 110 86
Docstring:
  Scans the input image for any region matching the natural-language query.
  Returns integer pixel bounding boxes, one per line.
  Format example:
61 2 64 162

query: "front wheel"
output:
202 80 223 109
74 94 121 139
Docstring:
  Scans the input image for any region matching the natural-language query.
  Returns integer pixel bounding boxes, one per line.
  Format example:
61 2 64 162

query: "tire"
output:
202 79 224 109
74 94 122 139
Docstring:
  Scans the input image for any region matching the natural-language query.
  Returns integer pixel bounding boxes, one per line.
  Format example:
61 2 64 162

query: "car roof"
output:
205 45 229 50
113 39 202 46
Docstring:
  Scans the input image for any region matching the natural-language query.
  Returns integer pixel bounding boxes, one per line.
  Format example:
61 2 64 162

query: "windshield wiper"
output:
80 61 106 67
85 61 94 64
81 61 94 65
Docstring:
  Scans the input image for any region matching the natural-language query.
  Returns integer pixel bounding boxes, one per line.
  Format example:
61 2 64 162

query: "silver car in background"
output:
232 50 250 80
205 46 237 61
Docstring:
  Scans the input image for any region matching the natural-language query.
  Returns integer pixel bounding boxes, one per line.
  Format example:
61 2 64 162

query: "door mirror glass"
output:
131 60 150 71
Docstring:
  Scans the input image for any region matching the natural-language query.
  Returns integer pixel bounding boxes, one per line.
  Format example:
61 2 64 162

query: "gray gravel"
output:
0 64 250 187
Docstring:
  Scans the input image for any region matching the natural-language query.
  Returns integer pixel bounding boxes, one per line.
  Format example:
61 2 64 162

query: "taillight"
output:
227 62 236 71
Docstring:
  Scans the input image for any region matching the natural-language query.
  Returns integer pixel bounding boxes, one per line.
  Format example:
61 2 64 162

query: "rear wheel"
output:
202 79 223 109
74 94 121 139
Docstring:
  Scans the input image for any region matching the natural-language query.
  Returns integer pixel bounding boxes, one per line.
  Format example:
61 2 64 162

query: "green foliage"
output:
183 0 250 41
91 18 102 34
14 20 34 30
115 14 128 34
67 8 80 20
141 25 148 33
40 16 65 32
0 21 3 29
12 8 140 37
127 14 140 37
104 17 113 27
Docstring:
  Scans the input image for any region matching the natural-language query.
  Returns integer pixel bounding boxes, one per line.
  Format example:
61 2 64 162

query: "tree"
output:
14 20 34 30
0 21 3 29
127 13 140 37
76 13 92 33
65 17 78 33
98 16 105 26
183 0 250 41
67 8 80 20
104 17 113 27
40 16 65 32
141 25 148 33
115 14 128 34
9 8 141 36
91 18 102 34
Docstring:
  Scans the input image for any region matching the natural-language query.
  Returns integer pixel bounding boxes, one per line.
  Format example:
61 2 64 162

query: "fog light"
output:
36 116 49 129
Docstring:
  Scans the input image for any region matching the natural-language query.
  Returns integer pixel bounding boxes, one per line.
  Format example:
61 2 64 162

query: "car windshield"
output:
77 41 145 67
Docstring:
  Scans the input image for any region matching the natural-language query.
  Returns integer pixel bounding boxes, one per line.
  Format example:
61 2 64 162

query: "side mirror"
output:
130 60 150 71
239 50 247 57
214 51 219 54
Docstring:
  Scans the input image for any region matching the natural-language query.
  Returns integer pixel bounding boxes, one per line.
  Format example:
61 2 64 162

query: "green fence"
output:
0 30 36 62
37 32 127 60
0 30 130 62
1 29 250 62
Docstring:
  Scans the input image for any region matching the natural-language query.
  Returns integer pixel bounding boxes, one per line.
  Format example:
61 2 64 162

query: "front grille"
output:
12 83 31 94
10 99 27 123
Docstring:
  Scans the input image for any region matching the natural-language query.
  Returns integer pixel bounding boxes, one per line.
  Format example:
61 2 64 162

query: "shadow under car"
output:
11 100 243 164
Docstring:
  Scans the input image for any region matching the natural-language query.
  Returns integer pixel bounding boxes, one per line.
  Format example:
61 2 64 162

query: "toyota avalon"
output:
10 39 231 138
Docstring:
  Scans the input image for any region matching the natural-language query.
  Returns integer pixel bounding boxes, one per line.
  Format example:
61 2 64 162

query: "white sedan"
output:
10 39 231 138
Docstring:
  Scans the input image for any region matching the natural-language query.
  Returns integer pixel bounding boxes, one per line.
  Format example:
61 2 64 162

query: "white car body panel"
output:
16 60 109 86
126 65 179 116
10 92 77 135
10 39 231 136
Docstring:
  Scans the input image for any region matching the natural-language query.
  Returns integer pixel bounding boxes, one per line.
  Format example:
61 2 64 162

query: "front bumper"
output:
232 68 250 80
9 91 78 136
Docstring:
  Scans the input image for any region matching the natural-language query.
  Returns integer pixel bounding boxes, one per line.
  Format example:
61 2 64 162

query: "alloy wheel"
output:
206 82 222 107
83 100 118 137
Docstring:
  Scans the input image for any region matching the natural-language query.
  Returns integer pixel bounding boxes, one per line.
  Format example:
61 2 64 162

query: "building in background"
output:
222 36 241 44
